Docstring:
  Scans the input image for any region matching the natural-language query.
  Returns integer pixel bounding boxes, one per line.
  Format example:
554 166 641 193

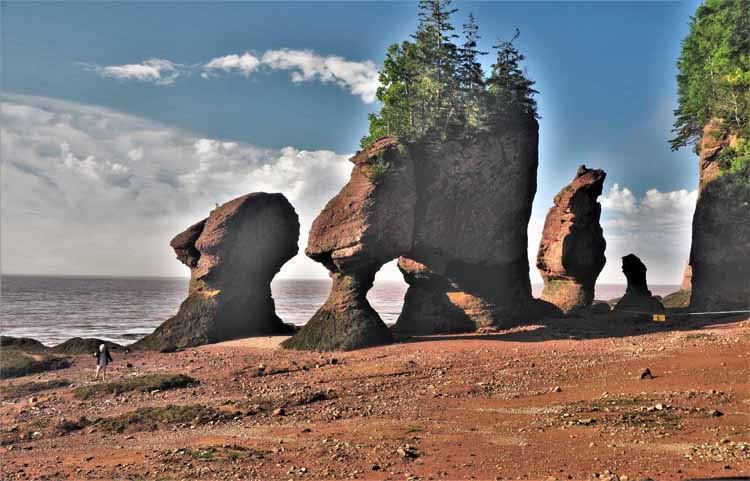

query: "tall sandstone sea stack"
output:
284 116 540 351
536 165 606 314
688 119 750 311
135 193 299 350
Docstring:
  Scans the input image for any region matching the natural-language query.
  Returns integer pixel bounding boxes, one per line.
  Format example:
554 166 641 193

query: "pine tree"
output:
412 0 462 138
458 13 487 131
361 3 538 148
670 0 749 152
486 29 539 123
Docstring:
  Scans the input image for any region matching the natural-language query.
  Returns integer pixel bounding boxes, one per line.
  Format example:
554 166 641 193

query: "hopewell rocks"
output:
614 254 665 314
284 114 541 351
536 165 607 314
135 193 299 350
687 119 750 311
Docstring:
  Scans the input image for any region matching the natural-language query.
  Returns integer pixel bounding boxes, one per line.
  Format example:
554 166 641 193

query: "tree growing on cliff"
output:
362 1 538 148
670 0 749 153
486 29 539 124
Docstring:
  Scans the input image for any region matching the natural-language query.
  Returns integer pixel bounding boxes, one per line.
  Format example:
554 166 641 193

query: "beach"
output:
1 314 747 480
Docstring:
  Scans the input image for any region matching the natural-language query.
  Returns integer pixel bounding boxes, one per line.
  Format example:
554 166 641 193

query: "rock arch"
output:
284 116 541 351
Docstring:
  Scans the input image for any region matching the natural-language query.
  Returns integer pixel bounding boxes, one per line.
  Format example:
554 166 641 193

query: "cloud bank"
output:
85 49 380 103
1 94 352 278
598 183 697 285
2 95 697 285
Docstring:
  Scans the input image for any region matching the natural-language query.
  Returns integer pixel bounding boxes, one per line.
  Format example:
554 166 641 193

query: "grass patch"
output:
0 349 71 379
564 395 685 431
55 416 91 435
94 404 228 433
0 379 71 400
72 374 198 399
164 444 271 463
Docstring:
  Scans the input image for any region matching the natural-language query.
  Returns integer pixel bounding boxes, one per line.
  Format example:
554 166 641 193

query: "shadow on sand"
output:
395 310 749 345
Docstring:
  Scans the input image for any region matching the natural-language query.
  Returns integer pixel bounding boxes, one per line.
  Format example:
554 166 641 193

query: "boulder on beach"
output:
51 338 124 355
613 254 665 314
135 192 300 350
285 114 541 351
536 165 607 314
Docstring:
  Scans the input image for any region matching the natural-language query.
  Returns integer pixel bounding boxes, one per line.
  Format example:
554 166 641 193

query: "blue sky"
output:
1 1 703 285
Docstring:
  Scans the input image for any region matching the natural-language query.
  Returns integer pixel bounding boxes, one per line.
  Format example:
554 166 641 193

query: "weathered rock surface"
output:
613 254 665 314
286 116 540 350
536 165 606 314
688 119 750 311
393 258 493 334
282 138 415 351
136 193 299 350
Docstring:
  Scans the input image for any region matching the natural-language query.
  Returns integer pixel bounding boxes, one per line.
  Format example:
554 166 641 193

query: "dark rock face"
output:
393 258 492 334
614 254 665 314
536 165 607 314
285 118 540 351
688 119 750 311
135 193 300 350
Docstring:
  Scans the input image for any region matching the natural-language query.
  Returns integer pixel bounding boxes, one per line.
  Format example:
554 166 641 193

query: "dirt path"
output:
1 317 748 480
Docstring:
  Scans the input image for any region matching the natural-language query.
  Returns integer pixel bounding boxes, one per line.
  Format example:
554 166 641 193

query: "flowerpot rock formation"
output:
613 254 665 314
687 119 750 311
536 165 607 314
284 115 540 351
135 192 300 350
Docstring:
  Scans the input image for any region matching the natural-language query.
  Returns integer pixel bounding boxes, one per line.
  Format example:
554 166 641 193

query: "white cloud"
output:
203 53 260 77
1 94 352 278
260 49 379 103
599 183 697 285
88 59 184 85
85 49 380 103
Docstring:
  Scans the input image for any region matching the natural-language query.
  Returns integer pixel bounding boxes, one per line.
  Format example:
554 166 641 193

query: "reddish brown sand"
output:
1 315 748 481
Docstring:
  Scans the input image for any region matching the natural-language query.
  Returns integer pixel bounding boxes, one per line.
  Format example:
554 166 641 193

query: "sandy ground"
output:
1 315 748 481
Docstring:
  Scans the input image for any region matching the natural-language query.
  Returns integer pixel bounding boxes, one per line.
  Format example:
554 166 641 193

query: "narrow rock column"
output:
284 269 392 351
536 165 606 314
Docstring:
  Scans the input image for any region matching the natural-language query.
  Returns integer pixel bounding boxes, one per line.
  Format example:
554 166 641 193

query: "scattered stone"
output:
639 368 654 380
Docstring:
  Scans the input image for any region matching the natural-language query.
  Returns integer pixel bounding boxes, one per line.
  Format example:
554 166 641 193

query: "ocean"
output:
0 275 679 346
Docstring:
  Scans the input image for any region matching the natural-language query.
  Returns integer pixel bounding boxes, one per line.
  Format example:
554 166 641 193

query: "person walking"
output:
94 343 113 381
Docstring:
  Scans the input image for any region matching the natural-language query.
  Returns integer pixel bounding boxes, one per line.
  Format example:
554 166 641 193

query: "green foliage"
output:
671 0 750 151
365 151 393 182
362 0 538 148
